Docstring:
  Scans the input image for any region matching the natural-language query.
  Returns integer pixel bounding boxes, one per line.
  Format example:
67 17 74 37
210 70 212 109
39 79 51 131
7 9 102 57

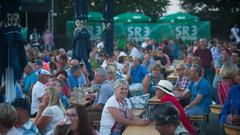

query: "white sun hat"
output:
154 80 174 96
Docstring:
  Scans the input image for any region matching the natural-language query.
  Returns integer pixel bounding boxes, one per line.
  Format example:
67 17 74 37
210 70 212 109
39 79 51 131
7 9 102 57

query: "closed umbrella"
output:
0 0 27 102
103 0 114 56
114 12 151 23
72 0 92 79
158 12 199 23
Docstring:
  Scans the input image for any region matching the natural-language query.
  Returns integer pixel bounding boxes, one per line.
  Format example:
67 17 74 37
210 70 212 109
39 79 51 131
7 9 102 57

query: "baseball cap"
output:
36 69 51 76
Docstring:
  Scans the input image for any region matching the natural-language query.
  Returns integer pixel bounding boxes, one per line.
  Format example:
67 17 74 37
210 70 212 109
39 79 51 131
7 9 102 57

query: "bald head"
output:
70 59 79 67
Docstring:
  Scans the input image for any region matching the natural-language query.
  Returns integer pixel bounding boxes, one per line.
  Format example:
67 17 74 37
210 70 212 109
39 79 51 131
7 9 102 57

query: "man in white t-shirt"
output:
31 69 51 117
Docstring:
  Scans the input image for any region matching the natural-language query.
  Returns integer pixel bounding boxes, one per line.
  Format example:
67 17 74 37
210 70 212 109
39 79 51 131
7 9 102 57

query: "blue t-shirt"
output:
23 72 38 94
93 80 114 106
189 77 212 113
68 72 87 90
220 85 240 124
130 65 147 83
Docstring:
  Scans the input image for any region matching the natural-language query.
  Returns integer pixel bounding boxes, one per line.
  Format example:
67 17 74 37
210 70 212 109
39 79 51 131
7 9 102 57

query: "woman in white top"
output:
34 87 65 134
99 79 149 135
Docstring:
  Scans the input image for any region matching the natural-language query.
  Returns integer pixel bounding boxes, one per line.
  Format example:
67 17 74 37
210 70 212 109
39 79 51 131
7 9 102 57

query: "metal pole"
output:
52 0 54 36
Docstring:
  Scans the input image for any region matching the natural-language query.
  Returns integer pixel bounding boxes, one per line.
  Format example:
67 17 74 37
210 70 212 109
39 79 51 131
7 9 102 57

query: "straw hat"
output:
154 80 174 96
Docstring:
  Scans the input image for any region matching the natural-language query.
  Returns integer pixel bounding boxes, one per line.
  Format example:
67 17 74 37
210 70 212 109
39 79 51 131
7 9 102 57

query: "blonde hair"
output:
105 65 117 78
114 79 129 89
45 87 65 112
220 62 239 79
0 103 17 128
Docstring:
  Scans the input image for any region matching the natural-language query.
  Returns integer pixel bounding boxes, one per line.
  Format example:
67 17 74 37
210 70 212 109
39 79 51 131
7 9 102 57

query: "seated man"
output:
23 65 38 96
11 98 40 135
68 65 86 90
173 64 192 107
31 69 51 117
86 68 115 121
184 64 212 116
127 57 147 96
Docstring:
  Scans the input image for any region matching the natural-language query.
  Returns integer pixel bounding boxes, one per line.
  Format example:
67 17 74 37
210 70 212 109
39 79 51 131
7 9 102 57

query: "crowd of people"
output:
0 34 240 135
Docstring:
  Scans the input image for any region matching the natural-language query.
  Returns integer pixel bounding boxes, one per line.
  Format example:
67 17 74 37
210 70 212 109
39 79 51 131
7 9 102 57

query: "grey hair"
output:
95 68 108 79
114 79 129 89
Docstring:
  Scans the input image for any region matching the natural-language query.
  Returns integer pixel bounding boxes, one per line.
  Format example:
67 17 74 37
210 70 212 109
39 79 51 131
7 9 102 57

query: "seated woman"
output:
55 70 71 98
151 102 188 135
99 79 149 135
220 84 240 125
53 104 97 135
34 87 65 134
218 62 240 104
142 64 164 97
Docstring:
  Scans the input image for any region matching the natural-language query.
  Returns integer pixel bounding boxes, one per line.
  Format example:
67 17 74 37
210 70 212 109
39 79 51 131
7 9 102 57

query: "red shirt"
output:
194 48 213 68
160 94 196 135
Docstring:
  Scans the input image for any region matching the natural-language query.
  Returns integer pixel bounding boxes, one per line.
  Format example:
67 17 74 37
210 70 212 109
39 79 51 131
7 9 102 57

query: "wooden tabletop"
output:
148 96 160 105
224 124 240 135
167 72 178 81
70 97 90 105
132 109 145 117
122 125 159 135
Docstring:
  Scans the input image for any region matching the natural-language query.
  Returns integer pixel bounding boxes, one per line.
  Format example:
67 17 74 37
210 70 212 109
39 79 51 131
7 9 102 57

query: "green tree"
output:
179 0 240 40
55 0 170 34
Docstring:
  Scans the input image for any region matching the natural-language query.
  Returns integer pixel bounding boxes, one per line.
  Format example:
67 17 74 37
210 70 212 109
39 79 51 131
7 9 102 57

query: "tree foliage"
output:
179 0 240 40
55 0 170 34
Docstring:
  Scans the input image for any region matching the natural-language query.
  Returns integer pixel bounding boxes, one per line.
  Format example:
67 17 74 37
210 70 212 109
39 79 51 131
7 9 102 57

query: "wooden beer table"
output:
122 125 159 135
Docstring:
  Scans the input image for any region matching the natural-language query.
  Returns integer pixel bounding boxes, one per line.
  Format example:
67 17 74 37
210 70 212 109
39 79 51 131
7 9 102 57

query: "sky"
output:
165 0 184 15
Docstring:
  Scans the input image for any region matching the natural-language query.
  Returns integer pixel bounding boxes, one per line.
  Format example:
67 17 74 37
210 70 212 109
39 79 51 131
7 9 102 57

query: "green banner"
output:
66 21 210 42
66 21 103 40
115 23 161 42
159 21 210 41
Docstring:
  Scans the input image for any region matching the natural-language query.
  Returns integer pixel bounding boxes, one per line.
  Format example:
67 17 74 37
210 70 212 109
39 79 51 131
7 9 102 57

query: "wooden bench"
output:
224 124 240 135
189 115 208 135
210 104 223 115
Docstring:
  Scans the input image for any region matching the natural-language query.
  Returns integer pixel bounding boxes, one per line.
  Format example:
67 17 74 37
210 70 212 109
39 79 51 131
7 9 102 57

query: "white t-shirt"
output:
99 95 132 135
31 81 47 115
130 47 140 58
41 105 65 135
